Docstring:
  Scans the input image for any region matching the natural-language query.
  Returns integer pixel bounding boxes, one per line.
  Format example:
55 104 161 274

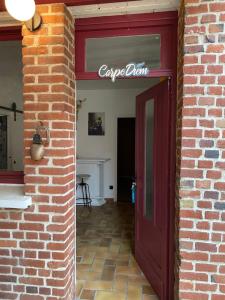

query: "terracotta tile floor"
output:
76 202 158 300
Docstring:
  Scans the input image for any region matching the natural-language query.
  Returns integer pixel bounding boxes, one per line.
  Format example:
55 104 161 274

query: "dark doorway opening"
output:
117 117 135 202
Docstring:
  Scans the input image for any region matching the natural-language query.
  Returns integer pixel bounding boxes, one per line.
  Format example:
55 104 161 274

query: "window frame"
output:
0 26 24 184
75 11 178 80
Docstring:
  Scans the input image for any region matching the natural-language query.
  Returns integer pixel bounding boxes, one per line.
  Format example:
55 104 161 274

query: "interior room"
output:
0 40 23 173
76 78 158 205
76 77 160 299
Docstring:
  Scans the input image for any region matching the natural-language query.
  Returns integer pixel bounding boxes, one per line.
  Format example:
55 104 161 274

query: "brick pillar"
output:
0 4 75 300
177 0 225 299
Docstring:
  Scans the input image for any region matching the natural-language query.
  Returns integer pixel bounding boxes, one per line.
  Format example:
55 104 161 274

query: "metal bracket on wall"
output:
0 102 23 121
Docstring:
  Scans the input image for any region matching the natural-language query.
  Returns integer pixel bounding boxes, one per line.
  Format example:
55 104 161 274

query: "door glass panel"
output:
145 100 154 220
86 35 161 72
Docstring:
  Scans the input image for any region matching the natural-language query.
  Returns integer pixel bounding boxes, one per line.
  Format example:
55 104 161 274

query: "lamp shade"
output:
5 0 35 21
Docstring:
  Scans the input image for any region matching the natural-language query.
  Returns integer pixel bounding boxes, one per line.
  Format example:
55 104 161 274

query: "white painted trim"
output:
77 157 110 164
0 185 32 209
69 0 179 19
0 11 20 27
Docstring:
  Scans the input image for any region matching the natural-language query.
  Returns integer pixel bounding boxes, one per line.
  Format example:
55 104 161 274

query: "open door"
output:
135 79 171 299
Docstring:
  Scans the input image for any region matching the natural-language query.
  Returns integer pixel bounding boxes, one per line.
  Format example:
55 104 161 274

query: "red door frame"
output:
75 11 177 80
0 26 23 184
75 11 177 298
0 26 21 41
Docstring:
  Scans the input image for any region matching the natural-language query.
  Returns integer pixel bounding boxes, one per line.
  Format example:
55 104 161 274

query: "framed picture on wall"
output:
88 112 105 136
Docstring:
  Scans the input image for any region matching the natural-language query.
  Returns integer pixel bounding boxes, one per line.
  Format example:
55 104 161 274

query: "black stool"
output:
76 174 92 207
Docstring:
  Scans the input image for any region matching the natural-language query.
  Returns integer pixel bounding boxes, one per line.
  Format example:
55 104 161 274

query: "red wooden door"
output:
135 79 171 299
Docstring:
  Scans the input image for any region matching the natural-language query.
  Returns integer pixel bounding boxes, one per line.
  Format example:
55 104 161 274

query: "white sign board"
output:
98 63 150 82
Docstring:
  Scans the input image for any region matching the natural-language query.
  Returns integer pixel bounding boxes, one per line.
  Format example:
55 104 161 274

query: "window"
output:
0 39 24 184
75 12 177 79
86 34 161 72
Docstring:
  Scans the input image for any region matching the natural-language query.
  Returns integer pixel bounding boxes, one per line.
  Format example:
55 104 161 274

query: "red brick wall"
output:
177 0 225 298
175 1 184 298
0 4 75 300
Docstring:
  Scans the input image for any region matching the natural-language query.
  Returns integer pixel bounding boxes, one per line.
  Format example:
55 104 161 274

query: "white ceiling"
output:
70 0 180 18
0 0 180 27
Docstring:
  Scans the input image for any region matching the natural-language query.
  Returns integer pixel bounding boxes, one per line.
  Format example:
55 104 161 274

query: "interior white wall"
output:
77 79 158 200
0 41 23 171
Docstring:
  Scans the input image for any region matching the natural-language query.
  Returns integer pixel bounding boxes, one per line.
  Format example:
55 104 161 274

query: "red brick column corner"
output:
177 0 225 299
0 4 75 300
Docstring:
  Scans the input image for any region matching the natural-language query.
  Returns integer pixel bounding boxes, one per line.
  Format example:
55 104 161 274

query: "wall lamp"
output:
5 0 42 32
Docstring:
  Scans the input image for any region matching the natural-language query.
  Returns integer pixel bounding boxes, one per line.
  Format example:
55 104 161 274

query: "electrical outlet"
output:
109 185 113 190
